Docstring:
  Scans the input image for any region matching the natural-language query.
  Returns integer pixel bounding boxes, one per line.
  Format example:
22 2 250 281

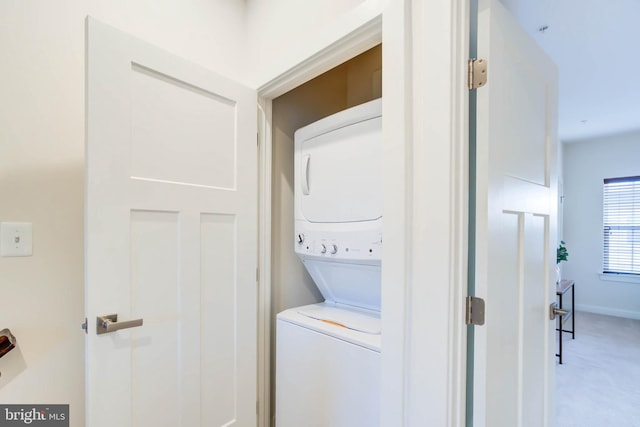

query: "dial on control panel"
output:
320 243 337 255
296 234 341 255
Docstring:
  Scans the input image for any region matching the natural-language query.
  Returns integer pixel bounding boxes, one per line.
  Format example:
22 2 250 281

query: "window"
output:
603 176 640 275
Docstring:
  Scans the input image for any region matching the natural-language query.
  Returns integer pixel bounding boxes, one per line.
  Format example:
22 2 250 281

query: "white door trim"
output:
257 16 382 100
405 0 470 425
256 98 272 427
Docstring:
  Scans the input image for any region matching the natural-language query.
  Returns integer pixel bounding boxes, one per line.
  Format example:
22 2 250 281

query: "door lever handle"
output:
549 303 569 320
96 314 143 335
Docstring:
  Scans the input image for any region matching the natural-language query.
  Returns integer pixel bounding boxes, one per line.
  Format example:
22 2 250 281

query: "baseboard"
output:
575 304 640 320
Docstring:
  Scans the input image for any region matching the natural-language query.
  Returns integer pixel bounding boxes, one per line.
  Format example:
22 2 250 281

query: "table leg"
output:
571 284 575 339
559 293 563 364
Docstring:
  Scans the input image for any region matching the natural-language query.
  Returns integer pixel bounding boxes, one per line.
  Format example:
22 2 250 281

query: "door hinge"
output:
465 296 485 326
468 58 487 90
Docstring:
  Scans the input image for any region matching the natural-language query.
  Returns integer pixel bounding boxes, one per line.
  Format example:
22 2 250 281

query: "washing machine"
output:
276 98 382 427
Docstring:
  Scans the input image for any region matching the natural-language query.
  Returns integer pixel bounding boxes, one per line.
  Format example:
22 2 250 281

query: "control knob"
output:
330 244 338 254
320 244 327 254
297 233 304 245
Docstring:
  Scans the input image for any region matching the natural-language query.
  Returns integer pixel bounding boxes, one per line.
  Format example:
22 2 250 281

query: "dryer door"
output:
296 115 382 223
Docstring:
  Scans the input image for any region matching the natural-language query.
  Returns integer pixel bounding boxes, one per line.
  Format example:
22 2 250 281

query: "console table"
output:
556 279 575 364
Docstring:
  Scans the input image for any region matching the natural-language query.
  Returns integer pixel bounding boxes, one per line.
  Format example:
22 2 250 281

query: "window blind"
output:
603 175 640 275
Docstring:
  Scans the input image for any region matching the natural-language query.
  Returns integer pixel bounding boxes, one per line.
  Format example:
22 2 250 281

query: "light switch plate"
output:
0 222 33 257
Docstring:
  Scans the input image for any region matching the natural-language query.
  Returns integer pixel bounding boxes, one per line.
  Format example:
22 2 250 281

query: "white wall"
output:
563 131 640 319
0 1 246 425
245 0 381 88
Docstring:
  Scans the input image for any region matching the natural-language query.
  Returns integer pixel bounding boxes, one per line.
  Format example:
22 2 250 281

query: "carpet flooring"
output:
556 311 640 427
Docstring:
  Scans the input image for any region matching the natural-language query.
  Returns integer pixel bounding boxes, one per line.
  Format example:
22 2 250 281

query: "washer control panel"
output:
295 230 382 261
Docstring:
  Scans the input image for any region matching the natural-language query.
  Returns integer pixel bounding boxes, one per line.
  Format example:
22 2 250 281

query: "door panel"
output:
86 18 257 427
130 64 237 189
200 213 238 426
484 212 519 422
129 210 180 426
521 214 546 426
498 47 548 186
473 0 558 426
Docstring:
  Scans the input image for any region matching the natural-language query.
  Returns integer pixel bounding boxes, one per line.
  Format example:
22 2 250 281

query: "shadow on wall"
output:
0 161 84 391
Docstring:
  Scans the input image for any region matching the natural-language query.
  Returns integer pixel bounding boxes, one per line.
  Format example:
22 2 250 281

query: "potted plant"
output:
556 240 569 283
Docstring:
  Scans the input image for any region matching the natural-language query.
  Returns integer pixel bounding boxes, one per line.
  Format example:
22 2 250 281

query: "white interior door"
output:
472 0 558 426
85 18 257 427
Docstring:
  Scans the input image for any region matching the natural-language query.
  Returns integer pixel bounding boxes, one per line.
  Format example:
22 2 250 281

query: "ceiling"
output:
505 0 640 142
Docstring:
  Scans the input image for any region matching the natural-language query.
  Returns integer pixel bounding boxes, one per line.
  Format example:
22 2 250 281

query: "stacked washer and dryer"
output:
276 98 382 427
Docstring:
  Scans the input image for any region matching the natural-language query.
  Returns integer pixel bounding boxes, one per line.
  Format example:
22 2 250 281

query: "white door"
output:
85 18 257 427
472 0 558 426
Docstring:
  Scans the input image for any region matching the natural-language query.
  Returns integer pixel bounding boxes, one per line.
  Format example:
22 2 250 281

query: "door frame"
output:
255 1 470 426
405 1 470 426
